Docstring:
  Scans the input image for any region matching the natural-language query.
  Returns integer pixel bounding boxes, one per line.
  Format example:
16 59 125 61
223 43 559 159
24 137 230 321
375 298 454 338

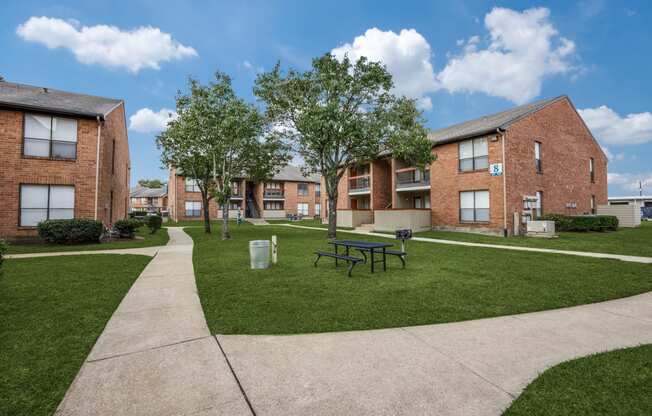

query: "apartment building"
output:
168 165 320 222
130 185 168 215
321 96 608 235
0 82 130 240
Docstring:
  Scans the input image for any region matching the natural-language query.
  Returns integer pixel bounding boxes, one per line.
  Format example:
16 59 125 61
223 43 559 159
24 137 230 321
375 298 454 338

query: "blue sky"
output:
2 0 651 196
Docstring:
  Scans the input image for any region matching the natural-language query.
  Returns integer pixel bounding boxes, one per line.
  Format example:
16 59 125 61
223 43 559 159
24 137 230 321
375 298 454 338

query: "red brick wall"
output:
97 103 130 225
371 159 392 210
0 106 129 239
429 136 506 233
505 97 608 226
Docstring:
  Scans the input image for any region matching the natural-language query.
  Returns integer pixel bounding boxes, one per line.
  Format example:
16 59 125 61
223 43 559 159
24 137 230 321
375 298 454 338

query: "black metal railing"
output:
263 189 284 198
396 170 430 189
348 176 370 192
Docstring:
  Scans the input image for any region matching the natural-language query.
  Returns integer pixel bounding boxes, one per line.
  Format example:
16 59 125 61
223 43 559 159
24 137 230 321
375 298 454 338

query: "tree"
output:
255 53 435 238
0 75 5 82
137 178 166 188
157 73 290 238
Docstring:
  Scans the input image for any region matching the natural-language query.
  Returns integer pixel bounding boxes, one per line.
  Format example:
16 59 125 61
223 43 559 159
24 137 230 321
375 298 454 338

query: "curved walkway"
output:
280 224 652 264
5 246 162 259
55 227 251 416
53 227 652 415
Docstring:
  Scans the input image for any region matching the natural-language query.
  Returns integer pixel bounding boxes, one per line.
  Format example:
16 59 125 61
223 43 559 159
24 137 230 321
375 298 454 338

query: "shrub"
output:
0 239 7 268
540 214 618 232
113 219 143 238
37 219 104 244
146 215 163 234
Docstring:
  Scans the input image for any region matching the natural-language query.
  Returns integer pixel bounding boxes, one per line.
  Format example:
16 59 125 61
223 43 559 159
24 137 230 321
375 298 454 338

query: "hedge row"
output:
539 214 619 232
37 219 104 244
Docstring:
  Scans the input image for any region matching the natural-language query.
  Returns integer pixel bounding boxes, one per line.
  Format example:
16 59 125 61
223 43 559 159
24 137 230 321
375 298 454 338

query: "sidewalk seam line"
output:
86 335 211 363
399 327 517 399
214 335 257 416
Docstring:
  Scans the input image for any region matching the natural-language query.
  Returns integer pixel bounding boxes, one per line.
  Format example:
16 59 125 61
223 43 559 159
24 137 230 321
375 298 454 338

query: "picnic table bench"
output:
314 239 406 276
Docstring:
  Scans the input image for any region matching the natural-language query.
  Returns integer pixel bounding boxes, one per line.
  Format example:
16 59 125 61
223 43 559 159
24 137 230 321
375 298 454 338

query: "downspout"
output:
94 116 102 220
498 128 508 236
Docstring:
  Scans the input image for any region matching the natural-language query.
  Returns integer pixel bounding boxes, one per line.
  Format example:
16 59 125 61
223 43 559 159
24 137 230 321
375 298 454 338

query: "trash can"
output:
249 240 271 269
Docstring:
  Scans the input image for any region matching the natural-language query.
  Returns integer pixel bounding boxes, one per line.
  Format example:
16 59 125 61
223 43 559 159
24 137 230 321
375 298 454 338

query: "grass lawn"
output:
189 224 652 335
164 219 231 227
504 345 652 416
6 227 169 254
413 221 652 258
0 254 151 416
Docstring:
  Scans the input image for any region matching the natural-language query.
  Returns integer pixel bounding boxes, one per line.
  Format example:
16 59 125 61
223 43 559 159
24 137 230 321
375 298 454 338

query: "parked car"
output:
641 207 652 221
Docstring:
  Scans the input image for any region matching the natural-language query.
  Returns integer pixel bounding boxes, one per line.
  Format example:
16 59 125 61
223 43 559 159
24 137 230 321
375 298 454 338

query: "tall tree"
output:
255 53 435 238
157 73 290 238
137 178 166 188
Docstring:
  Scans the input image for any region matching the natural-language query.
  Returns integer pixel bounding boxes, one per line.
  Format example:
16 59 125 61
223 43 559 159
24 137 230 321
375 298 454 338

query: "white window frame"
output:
264 201 284 210
20 184 75 227
459 138 489 172
185 178 201 193
460 190 490 223
184 201 201 217
23 114 78 159
297 183 309 196
535 141 542 173
315 203 321 216
297 202 309 216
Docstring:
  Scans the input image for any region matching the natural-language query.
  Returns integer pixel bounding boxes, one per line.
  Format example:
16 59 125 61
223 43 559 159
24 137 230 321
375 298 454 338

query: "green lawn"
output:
164 219 232 227
504 345 652 416
189 224 652 335
0 254 151 416
413 221 652 258
6 227 169 254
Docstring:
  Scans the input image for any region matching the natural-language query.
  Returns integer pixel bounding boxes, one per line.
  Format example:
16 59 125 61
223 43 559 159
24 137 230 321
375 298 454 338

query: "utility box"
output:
526 220 556 238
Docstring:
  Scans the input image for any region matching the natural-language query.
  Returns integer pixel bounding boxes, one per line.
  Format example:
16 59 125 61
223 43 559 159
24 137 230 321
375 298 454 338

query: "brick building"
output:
168 165 320 222
130 185 168 215
321 96 608 235
0 82 130 240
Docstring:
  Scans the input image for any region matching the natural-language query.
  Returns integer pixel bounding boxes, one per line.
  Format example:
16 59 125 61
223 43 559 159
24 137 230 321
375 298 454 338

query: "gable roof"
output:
428 96 567 145
130 185 168 198
0 81 122 119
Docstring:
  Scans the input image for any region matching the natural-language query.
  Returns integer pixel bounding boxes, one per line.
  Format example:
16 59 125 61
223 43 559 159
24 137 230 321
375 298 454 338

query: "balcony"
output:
263 189 285 199
396 169 430 191
348 175 370 195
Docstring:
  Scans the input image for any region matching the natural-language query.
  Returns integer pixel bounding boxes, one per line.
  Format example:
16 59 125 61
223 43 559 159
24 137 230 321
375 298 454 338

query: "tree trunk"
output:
327 194 338 239
221 199 231 240
201 195 211 234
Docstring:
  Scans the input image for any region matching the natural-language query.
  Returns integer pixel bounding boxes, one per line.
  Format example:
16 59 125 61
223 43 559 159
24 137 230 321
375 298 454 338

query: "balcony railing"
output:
396 170 430 189
263 189 285 198
348 175 370 193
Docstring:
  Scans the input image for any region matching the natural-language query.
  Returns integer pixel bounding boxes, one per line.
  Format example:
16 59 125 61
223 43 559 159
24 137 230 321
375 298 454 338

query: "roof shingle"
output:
0 82 122 119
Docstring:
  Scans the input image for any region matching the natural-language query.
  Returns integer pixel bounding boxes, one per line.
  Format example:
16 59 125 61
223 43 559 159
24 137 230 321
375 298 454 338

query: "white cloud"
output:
437 7 576 104
129 108 177 133
16 16 197 73
331 28 438 110
608 172 652 193
578 106 652 146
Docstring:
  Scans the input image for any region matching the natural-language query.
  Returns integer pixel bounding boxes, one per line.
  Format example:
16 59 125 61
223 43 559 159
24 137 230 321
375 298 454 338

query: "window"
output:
535 141 542 173
23 114 77 159
297 203 309 216
265 182 281 189
264 201 284 210
185 201 201 217
185 178 200 192
20 184 74 227
220 201 241 211
315 184 321 197
315 203 321 216
460 190 490 222
459 138 488 172
591 195 596 214
589 158 595 183
298 183 309 196
231 181 241 196
535 191 543 218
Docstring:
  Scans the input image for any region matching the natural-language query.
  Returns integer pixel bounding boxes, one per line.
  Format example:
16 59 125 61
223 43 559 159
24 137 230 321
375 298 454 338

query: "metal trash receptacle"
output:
249 240 271 269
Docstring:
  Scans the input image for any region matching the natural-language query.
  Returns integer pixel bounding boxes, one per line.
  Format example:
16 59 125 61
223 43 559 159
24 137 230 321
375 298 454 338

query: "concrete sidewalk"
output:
55 227 251 416
279 223 652 264
218 291 652 415
6 246 162 259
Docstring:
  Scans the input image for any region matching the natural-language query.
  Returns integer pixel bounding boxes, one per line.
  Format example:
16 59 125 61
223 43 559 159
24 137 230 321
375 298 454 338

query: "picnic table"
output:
314 238 407 276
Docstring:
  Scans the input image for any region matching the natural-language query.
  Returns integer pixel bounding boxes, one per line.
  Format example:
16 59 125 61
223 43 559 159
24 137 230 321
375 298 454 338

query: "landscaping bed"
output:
189 225 652 335
6 227 169 254
0 254 151 416
414 221 652 258
504 345 652 416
